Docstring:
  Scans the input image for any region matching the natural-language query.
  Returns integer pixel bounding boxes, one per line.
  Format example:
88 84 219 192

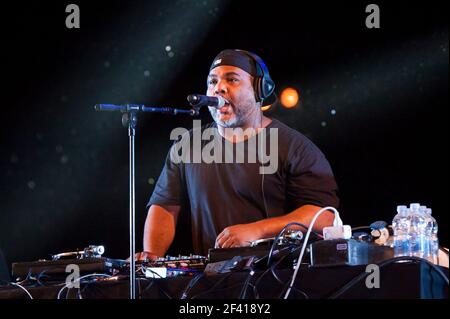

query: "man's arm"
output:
215 204 334 248
140 204 180 258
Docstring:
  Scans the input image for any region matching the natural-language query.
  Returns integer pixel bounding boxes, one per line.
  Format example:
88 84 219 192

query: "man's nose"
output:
214 80 227 95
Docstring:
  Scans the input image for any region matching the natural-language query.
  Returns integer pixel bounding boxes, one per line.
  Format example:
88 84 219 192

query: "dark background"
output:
0 0 448 270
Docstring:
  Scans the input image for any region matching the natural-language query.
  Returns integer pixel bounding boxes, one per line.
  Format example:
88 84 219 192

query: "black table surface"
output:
0 261 448 299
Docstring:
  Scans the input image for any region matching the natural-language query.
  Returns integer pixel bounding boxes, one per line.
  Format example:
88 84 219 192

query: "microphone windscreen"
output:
187 94 199 105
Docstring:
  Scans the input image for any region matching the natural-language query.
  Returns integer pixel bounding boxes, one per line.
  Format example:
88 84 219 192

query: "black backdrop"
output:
0 0 448 269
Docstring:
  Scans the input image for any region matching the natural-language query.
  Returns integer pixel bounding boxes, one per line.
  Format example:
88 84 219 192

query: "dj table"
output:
0 260 447 299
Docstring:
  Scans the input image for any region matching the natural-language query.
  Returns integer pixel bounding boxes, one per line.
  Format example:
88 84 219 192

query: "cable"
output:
136 277 147 300
181 272 206 299
351 226 371 231
57 273 112 299
154 280 174 299
0 278 35 299
379 256 448 284
9 282 34 299
12 269 34 286
266 222 311 267
427 261 434 299
267 248 310 299
253 262 282 299
260 152 269 219
140 278 156 298
284 206 341 299
270 246 301 285
327 256 449 299
278 280 309 299
35 269 50 286
252 246 300 298
190 273 234 299
239 269 255 299
140 265 165 279
35 268 65 287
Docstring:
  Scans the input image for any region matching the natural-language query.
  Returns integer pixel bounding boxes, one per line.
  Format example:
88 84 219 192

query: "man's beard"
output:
210 99 257 128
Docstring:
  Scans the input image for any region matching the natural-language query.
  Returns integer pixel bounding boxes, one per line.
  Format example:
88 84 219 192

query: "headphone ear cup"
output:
262 77 275 99
234 49 275 104
254 77 262 102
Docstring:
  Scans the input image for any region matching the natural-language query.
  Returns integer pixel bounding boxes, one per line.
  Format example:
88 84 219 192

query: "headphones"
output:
235 49 275 103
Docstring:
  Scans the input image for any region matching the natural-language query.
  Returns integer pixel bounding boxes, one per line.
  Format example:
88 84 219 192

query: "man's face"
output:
206 65 259 128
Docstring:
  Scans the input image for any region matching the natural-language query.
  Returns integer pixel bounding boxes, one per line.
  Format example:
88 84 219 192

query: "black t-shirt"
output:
147 118 339 255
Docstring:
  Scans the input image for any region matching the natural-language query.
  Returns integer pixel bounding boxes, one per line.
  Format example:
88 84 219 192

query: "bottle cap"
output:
396 205 407 214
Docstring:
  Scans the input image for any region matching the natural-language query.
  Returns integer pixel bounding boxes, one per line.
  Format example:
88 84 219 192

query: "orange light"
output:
261 104 272 111
280 87 299 108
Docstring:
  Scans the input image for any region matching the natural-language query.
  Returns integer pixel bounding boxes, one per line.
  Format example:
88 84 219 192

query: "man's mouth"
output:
218 100 232 114
219 106 229 113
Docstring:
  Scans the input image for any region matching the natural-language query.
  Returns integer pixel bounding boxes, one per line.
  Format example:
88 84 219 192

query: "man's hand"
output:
214 205 333 249
128 251 159 262
215 223 263 248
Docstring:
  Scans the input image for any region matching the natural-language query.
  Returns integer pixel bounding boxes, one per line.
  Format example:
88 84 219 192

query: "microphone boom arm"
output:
94 104 198 116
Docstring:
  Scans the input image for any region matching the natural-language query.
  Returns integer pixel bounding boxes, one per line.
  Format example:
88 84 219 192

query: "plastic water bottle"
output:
392 203 439 263
425 208 439 264
408 203 429 260
392 205 409 257
419 205 434 261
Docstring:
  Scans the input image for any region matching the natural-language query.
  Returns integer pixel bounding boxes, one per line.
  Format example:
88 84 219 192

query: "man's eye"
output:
208 79 217 85
228 78 239 83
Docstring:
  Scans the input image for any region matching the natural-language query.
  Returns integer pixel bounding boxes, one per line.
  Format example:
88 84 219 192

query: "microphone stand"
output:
95 103 199 299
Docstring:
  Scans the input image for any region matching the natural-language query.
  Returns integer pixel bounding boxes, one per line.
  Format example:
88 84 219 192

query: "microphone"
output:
187 94 228 108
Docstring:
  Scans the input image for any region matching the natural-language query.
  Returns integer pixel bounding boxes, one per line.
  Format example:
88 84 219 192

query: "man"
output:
137 49 339 260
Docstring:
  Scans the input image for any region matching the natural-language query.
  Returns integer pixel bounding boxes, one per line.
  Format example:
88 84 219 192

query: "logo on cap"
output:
213 59 222 65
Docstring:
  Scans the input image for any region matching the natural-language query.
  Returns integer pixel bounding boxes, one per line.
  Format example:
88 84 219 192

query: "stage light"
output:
280 87 299 108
